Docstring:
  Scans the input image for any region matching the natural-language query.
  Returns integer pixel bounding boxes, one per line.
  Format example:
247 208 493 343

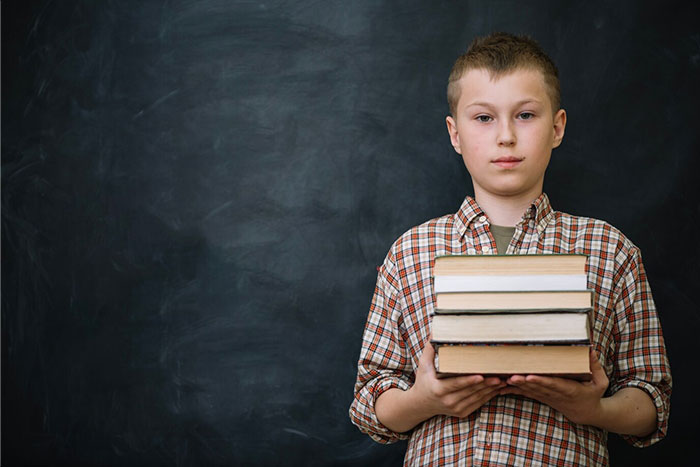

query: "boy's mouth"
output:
492 156 523 169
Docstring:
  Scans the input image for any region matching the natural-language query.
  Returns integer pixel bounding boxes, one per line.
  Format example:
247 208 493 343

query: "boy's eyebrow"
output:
465 99 542 110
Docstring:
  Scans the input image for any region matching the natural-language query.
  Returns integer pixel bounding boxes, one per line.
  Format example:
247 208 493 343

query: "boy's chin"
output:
476 186 543 199
472 176 545 199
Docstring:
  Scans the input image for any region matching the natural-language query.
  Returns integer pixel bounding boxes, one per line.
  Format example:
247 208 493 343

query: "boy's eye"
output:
518 112 535 120
475 115 493 123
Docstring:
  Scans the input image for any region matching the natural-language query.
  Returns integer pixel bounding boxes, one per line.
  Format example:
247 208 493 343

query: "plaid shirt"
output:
349 193 671 466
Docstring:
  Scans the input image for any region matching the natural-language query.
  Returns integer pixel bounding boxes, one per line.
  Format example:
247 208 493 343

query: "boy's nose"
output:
497 122 516 146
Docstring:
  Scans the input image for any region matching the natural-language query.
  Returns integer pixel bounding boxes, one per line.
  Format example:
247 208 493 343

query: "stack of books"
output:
431 254 593 381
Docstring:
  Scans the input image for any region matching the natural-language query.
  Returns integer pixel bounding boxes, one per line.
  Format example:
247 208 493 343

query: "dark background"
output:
3 1 698 465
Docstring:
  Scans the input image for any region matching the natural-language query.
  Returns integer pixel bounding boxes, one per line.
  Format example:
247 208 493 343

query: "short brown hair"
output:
447 32 560 116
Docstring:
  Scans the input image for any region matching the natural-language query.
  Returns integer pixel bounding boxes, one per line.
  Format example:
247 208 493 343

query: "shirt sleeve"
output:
348 246 415 444
608 246 672 447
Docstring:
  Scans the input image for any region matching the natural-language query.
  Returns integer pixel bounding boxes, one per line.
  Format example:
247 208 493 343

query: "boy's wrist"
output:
376 386 434 433
405 384 437 424
588 395 623 432
583 397 607 428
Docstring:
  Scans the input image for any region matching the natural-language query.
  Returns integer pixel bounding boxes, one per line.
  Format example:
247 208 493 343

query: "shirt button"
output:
485 432 492 443
478 216 486 222
482 246 490 253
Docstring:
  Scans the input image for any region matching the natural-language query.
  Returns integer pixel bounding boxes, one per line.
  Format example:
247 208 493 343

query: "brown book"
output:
435 344 592 381
434 254 587 276
435 290 592 313
431 312 590 343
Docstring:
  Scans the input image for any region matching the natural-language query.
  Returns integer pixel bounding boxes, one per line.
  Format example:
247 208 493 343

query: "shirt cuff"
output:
614 379 669 447
353 375 413 444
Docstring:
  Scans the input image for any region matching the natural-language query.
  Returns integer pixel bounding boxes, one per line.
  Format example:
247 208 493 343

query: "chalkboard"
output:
2 1 698 465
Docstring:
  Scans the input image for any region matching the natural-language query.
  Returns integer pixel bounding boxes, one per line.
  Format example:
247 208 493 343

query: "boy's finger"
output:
589 347 601 368
417 342 438 379
499 385 522 396
458 386 502 409
454 380 506 401
421 341 435 361
523 375 578 395
484 376 505 386
418 341 437 373
506 374 527 385
441 374 484 391
523 374 558 388
589 349 610 387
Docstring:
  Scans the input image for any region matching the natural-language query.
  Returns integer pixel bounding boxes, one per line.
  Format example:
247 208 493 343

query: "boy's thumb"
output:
419 338 435 365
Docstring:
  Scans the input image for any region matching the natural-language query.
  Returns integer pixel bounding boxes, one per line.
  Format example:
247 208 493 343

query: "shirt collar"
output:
453 192 554 238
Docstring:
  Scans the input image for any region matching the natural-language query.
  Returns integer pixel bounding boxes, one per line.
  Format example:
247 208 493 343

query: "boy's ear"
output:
446 116 462 154
552 109 567 149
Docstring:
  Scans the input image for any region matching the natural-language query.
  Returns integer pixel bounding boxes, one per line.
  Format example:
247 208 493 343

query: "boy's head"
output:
445 33 566 204
447 32 561 116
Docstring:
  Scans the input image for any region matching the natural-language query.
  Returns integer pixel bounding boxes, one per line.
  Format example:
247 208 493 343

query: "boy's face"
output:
446 68 566 202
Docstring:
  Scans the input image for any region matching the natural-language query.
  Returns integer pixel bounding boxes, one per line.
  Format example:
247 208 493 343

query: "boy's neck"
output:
473 190 542 227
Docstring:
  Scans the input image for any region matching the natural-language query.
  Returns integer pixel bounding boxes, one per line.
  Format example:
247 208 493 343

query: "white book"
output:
434 274 588 293
431 312 591 343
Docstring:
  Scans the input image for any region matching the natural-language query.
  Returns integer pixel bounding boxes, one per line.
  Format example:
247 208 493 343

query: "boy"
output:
349 32 671 465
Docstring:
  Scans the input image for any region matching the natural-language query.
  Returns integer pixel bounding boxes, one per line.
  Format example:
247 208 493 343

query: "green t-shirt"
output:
490 224 516 254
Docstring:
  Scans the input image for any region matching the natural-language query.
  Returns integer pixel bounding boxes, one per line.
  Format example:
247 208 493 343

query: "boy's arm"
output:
502 246 671 443
348 249 417 443
501 349 657 436
604 246 672 446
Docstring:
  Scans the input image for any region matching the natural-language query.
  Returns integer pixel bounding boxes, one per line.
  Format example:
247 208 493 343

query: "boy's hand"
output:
375 341 506 433
499 348 609 425
410 342 506 419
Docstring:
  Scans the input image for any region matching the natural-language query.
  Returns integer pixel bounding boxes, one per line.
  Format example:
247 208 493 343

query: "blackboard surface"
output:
2 1 698 465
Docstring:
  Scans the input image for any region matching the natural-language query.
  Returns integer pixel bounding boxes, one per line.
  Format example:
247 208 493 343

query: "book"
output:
434 344 592 381
434 274 587 292
435 290 592 313
431 254 592 379
434 254 588 276
433 254 588 293
431 312 590 343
